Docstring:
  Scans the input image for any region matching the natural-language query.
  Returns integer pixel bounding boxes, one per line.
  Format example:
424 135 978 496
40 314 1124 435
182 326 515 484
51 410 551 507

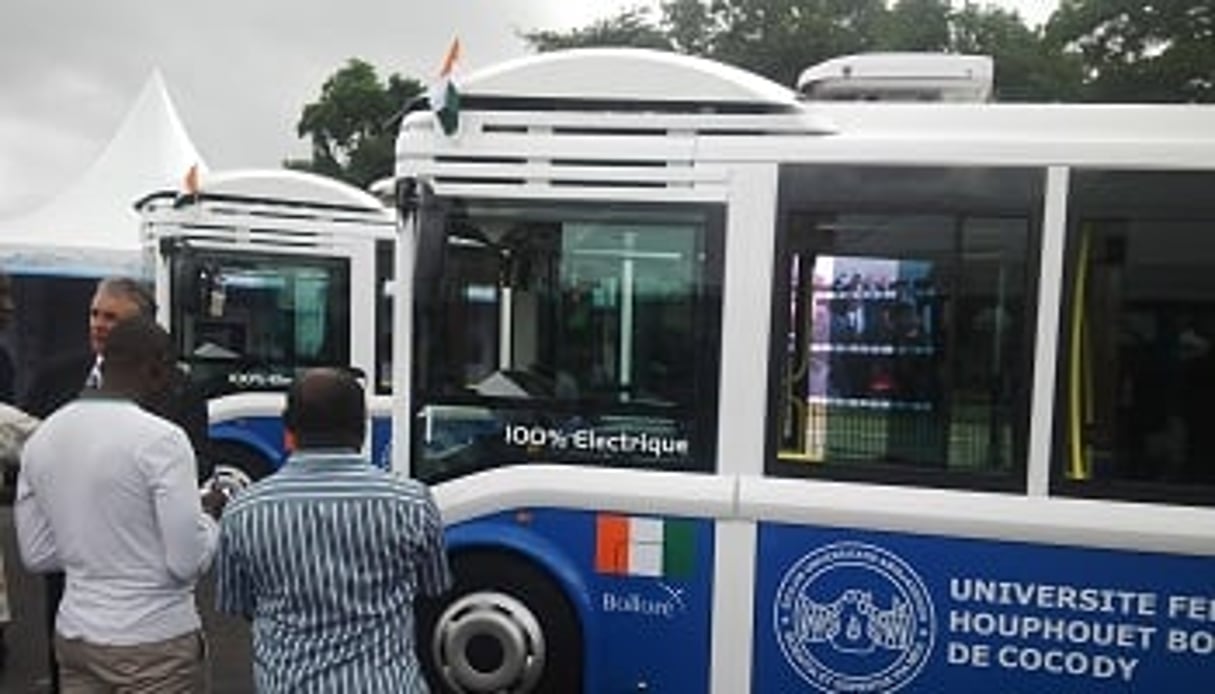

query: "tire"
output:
419 550 583 694
207 440 274 494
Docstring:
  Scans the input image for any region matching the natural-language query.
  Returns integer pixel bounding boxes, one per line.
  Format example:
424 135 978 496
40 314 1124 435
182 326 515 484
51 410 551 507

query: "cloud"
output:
0 0 1059 220
0 113 106 217
0 0 591 218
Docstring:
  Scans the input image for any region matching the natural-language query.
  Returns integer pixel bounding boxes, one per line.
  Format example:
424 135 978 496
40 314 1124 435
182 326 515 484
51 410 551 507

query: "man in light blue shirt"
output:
215 368 452 693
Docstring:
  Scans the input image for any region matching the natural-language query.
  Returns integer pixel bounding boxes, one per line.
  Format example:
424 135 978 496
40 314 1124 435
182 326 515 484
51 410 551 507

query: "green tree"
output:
661 0 718 55
1047 0 1215 102
952 3 1083 100
523 0 889 89
523 0 1074 99
879 0 952 52
873 0 1079 101
287 59 424 188
522 7 672 52
693 0 889 88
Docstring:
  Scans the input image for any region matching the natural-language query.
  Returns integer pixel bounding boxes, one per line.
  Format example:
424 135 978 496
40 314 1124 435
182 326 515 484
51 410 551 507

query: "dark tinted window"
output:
770 165 1040 490
170 248 350 392
1057 170 1215 505
413 200 723 482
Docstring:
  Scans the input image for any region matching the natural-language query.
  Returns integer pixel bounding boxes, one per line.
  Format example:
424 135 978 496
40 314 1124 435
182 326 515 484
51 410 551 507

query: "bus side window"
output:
1059 170 1215 505
768 165 1039 491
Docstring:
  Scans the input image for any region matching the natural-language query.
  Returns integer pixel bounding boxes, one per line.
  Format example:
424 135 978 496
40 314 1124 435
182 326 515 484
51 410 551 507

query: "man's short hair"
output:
284 368 366 449
103 316 173 371
97 277 156 319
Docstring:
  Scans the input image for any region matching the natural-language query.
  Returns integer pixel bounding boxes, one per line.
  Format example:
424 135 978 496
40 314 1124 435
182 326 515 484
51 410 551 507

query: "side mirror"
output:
163 239 204 315
197 264 226 318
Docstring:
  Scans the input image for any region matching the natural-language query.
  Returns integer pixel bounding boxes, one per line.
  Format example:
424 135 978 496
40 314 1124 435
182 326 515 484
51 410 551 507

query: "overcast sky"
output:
0 0 1059 219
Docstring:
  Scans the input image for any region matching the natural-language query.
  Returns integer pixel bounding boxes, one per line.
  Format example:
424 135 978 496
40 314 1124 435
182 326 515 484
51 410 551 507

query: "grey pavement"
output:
1 505 254 693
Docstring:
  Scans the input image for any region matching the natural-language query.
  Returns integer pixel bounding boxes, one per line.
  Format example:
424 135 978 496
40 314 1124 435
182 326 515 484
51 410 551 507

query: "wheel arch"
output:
208 423 282 474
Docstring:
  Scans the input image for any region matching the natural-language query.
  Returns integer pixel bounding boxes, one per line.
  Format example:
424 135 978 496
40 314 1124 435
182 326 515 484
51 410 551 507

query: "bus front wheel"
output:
420 550 582 694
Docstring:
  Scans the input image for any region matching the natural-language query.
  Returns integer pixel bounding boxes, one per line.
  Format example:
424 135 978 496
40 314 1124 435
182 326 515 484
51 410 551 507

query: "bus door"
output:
407 194 726 693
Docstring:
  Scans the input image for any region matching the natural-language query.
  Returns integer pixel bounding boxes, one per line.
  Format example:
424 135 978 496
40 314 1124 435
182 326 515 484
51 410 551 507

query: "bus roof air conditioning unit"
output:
797 52 994 103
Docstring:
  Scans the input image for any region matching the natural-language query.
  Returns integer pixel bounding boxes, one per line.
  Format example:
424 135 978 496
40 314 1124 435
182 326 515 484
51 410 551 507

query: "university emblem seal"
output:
773 541 935 692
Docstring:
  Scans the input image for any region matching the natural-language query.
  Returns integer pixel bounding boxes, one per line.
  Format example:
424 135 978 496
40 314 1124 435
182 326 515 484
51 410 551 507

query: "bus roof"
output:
459 47 802 112
396 49 1215 198
136 168 389 214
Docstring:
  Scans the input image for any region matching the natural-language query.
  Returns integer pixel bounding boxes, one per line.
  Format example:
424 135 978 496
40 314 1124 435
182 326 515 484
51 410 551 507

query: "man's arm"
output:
412 485 453 598
144 428 218 583
14 454 60 573
214 513 255 620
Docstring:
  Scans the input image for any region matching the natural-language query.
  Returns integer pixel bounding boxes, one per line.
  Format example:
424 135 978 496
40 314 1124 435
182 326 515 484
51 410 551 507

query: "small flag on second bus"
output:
595 513 695 579
183 163 201 196
430 37 462 136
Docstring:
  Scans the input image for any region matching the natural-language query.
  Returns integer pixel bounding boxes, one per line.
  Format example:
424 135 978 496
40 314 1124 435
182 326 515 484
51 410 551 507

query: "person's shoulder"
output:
219 481 270 522
114 402 195 458
382 474 440 506
20 399 92 460
26 352 91 396
339 466 431 501
0 402 38 463
114 398 180 428
22 350 92 415
0 402 38 428
222 471 298 515
33 350 92 378
30 397 92 428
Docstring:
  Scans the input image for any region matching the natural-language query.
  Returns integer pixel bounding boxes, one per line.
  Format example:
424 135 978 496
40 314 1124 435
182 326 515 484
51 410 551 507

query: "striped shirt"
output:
215 451 451 693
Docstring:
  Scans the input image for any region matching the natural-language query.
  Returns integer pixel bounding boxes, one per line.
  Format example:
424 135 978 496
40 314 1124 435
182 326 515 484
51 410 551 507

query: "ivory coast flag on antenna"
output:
595 513 695 578
430 37 461 136
183 163 201 196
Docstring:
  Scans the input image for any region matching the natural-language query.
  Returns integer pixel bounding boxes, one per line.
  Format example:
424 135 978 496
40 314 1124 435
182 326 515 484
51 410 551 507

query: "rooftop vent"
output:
797 53 993 102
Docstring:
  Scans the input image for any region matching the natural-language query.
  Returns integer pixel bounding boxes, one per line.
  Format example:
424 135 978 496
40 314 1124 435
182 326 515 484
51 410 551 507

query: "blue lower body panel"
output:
752 523 1215 692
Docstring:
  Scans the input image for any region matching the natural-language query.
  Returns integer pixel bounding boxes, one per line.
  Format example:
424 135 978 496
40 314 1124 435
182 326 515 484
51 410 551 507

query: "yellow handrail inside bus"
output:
1068 224 1092 480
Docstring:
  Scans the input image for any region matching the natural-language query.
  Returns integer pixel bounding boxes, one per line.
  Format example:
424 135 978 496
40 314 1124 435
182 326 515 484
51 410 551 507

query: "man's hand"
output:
200 485 230 519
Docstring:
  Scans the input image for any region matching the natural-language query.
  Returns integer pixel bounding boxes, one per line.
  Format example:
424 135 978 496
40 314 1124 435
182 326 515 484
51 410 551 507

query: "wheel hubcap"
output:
206 463 253 497
433 591 545 693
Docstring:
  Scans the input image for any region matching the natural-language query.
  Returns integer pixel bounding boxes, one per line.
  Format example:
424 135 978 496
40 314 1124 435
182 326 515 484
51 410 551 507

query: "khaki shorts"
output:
54 629 208 694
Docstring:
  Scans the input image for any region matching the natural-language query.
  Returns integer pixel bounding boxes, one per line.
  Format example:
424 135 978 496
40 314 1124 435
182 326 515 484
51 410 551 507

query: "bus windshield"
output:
412 199 723 482
169 247 351 393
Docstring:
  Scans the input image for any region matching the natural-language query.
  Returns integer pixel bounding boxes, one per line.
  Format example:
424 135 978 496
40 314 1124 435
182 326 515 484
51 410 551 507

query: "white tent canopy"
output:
0 71 206 276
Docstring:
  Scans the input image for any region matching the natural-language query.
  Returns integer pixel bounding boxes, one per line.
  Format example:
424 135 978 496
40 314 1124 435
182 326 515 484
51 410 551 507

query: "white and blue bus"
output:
388 49 1215 693
138 169 396 483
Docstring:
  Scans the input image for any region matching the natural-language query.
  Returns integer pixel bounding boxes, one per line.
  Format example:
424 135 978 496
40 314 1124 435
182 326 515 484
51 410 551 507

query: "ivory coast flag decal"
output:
595 514 695 578
430 37 461 136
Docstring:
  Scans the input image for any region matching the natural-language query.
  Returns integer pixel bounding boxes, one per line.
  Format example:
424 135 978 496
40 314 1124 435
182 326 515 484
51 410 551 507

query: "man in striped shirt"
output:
215 368 451 692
